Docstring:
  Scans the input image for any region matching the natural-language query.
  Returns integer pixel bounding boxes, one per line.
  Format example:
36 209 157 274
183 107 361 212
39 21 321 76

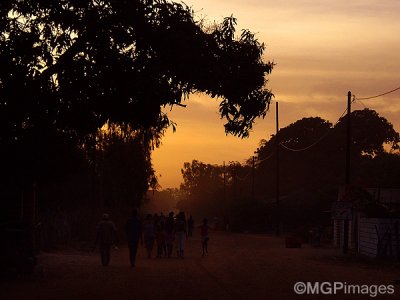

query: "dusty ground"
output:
1 232 399 299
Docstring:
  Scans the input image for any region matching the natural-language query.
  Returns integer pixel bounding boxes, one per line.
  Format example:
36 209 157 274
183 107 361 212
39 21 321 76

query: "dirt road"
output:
1 232 399 299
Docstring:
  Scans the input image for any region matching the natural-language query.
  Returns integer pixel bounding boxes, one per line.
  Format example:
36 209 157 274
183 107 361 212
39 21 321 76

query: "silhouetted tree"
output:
95 122 158 209
256 117 334 195
177 159 272 232
355 152 400 189
332 108 399 157
0 1 274 223
256 110 400 196
142 188 180 213
178 160 224 218
252 109 400 230
0 0 273 143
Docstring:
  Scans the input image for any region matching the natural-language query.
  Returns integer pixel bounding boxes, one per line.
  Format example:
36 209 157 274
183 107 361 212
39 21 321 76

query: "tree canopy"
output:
178 160 224 217
95 123 158 208
0 0 274 234
333 109 400 156
0 0 274 143
256 109 400 193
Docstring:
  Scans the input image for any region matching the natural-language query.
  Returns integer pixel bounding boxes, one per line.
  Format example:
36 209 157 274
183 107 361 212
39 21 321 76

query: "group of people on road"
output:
95 210 212 267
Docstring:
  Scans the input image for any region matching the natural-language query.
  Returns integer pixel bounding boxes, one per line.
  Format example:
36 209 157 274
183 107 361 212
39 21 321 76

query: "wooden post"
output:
276 101 280 236
342 91 352 254
20 191 24 221
251 156 255 201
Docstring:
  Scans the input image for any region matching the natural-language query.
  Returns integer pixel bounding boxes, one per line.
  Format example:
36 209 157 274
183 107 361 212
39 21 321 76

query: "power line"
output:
257 86 400 154
279 131 331 152
279 105 349 152
256 150 275 164
353 98 367 109
355 86 400 100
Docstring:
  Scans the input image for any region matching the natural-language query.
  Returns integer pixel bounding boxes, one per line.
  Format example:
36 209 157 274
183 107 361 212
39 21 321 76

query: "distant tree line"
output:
176 109 400 234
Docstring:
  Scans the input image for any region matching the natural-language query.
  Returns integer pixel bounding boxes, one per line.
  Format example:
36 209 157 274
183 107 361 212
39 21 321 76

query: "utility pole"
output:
20 191 24 221
32 182 37 226
276 101 280 236
251 156 255 201
233 166 237 198
32 182 37 251
342 91 352 254
91 135 97 207
223 161 226 218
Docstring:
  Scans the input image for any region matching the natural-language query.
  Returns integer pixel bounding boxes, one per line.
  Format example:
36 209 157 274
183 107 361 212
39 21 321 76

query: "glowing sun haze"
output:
152 0 400 189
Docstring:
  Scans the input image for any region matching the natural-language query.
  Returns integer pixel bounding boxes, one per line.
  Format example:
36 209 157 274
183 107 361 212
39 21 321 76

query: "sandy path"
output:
1 232 399 299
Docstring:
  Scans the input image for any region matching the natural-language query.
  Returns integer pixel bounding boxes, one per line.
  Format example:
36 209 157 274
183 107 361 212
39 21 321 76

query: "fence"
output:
358 217 400 258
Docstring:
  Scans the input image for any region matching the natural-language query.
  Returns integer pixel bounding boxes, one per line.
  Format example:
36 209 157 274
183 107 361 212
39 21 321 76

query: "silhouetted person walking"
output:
200 218 211 256
165 212 175 258
156 225 166 258
126 209 143 267
187 215 194 237
175 212 187 258
143 214 156 258
95 213 118 266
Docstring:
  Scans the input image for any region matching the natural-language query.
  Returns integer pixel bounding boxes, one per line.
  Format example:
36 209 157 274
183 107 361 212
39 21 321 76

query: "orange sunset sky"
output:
152 0 400 189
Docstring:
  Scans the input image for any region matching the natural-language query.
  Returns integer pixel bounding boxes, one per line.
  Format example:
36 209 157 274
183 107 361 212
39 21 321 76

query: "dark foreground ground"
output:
1 231 399 299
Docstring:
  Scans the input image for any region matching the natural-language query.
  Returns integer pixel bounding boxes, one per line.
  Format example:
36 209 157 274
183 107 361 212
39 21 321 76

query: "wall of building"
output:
358 217 400 258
